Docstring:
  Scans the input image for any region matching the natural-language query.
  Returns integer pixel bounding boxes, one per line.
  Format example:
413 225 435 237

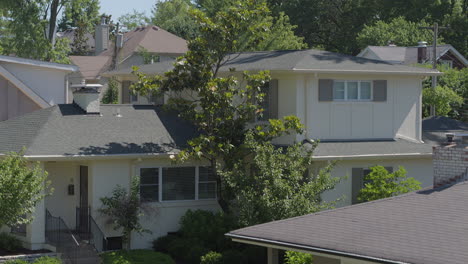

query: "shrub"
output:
201 251 223 264
0 232 22 252
284 251 313 264
221 249 247 264
4 260 28 264
101 250 174 264
165 237 208 264
152 234 178 253
33 257 62 264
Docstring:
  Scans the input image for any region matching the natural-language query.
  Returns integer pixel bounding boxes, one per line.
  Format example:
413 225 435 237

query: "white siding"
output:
318 157 433 207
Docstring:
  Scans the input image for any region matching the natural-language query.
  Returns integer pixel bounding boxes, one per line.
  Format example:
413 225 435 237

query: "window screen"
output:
162 167 195 201
140 168 159 202
198 167 217 199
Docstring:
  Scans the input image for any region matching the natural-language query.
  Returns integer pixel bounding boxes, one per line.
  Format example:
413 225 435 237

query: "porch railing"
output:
45 210 79 264
76 207 108 252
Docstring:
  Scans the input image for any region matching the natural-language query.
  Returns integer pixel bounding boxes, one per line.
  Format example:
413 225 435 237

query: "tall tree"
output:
151 0 306 49
118 9 150 32
57 0 100 32
151 0 200 40
356 17 439 48
0 0 71 62
133 0 304 212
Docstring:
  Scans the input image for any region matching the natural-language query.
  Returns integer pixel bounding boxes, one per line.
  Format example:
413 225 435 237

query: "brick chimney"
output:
95 16 109 55
417 41 427 64
433 134 468 187
71 81 102 114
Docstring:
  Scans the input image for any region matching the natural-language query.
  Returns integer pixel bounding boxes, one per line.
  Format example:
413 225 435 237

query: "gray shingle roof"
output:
227 182 468 264
422 116 468 146
311 139 433 158
104 49 440 77
0 104 197 156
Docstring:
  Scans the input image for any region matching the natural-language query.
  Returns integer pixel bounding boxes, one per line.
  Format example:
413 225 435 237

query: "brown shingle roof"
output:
228 182 468 264
101 25 188 61
70 56 112 80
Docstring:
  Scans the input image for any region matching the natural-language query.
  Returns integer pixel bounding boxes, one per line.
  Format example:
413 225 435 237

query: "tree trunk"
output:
211 160 230 213
48 0 60 46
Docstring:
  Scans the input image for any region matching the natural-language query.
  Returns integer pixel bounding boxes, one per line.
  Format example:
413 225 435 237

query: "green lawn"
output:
100 250 175 264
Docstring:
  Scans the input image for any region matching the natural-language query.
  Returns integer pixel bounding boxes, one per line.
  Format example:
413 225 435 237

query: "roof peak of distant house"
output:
0 55 78 72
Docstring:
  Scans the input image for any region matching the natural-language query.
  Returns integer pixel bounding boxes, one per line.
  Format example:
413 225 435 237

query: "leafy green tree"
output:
152 0 306 49
57 0 100 32
133 1 304 212
102 77 119 104
357 17 439 48
422 85 464 118
358 166 421 202
151 0 199 40
99 176 150 249
0 151 52 228
118 9 150 32
222 132 338 226
0 0 71 62
284 251 313 264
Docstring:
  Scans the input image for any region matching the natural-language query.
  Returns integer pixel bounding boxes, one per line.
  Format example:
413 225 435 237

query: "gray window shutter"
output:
151 93 164 105
373 80 387 102
384 166 393 173
269 79 279 119
122 81 131 104
318 79 333 101
351 168 364 204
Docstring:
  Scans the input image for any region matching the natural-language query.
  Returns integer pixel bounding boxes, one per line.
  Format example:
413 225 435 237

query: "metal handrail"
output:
45 209 79 264
89 214 108 252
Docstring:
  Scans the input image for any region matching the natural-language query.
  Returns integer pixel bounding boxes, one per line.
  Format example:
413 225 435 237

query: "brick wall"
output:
433 144 468 187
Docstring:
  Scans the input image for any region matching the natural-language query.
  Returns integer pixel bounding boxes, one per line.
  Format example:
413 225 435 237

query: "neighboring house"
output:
357 42 468 69
0 49 446 252
62 18 188 103
0 55 77 121
227 138 468 264
105 49 445 206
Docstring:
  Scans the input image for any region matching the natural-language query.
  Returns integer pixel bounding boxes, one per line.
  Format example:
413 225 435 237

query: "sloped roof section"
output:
70 56 112 80
228 182 468 264
0 55 78 72
101 25 188 62
0 104 197 157
104 49 441 77
422 116 468 146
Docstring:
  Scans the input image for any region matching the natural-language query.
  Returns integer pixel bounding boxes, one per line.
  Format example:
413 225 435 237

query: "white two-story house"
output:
0 49 440 254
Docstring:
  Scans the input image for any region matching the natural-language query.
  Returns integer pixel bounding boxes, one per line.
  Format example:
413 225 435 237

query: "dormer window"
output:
333 80 372 101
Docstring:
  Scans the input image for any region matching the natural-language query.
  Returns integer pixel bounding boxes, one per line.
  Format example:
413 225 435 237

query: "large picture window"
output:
333 80 372 101
162 167 196 201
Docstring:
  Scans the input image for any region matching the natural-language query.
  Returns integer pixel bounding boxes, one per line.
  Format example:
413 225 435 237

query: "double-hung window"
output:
333 80 372 101
198 167 217 199
139 168 159 202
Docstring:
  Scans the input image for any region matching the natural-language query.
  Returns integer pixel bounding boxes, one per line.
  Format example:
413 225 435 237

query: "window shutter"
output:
121 81 131 104
269 79 279 119
351 168 364 204
151 93 164 105
318 79 333 101
385 166 393 173
373 80 387 102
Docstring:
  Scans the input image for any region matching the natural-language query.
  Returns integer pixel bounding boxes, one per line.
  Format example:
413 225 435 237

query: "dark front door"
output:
78 166 89 234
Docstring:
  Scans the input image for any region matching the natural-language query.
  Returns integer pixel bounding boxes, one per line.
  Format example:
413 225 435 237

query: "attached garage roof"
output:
228 181 468 264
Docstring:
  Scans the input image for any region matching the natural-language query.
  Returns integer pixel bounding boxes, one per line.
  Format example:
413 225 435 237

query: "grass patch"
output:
101 250 175 264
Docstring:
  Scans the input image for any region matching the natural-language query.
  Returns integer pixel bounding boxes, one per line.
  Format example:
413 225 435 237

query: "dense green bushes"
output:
0 232 22 252
153 210 266 264
100 250 174 264
4 256 62 264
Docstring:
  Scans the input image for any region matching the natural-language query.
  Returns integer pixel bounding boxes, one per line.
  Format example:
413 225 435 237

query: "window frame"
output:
137 165 217 203
333 80 373 101
138 167 161 202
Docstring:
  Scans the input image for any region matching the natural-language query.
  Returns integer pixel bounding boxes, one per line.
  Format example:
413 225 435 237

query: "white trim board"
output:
0 55 78 72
